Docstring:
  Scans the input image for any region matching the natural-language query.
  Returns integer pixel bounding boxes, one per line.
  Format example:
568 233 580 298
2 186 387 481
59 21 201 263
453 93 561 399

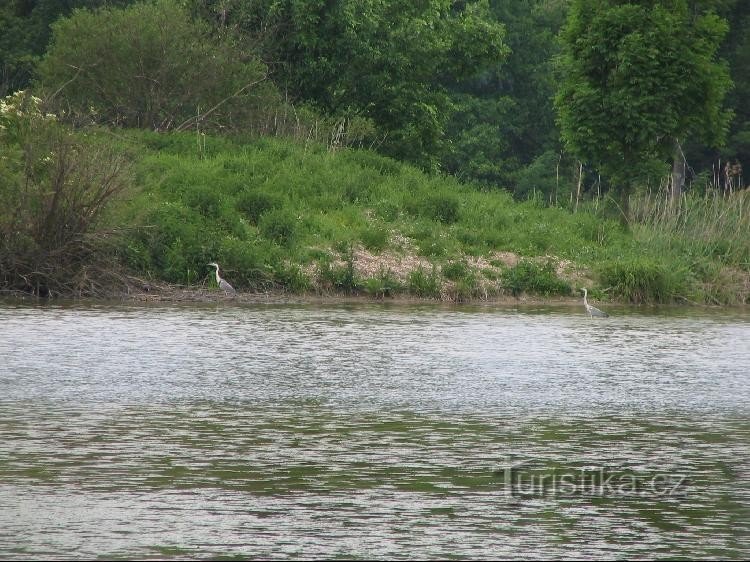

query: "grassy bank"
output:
1 108 747 303
101 130 747 305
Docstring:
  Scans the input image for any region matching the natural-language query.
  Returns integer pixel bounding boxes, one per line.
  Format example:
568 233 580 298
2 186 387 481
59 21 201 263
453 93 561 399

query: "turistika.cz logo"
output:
495 459 690 497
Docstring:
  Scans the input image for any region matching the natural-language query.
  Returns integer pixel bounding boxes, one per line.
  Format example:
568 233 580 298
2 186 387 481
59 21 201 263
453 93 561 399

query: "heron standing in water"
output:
208 262 237 296
581 288 608 318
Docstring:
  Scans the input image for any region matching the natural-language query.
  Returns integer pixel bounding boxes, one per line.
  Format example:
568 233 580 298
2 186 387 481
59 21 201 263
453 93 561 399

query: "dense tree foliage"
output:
555 0 732 204
188 0 509 170
35 0 271 131
0 0 747 197
0 0 132 96
443 0 566 188
719 1 750 175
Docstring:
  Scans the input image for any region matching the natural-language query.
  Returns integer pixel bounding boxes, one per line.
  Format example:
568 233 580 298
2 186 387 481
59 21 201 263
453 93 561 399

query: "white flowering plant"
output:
0 90 129 296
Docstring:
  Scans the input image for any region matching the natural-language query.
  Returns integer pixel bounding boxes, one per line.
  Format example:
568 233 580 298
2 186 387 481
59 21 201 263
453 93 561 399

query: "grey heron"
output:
208 262 237 296
581 288 608 318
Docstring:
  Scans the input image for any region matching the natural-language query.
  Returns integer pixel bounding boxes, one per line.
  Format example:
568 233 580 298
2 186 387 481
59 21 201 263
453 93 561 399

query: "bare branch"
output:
45 63 92 103
175 74 268 132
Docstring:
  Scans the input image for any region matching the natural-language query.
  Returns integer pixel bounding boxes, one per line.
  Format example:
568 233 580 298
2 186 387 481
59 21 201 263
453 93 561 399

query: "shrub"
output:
411 223 448 257
340 149 402 176
316 251 358 293
0 91 129 296
416 236 447 257
343 177 374 203
36 0 270 131
502 260 571 296
137 201 219 282
359 226 389 253
424 193 461 224
514 150 569 202
574 212 618 245
407 192 460 224
597 258 686 303
374 199 401 222
183 185 226 219
442 261 470 282
258 208 298 247
217 237 281 289
362 268 402 297
274 264 311 293
237 190 283 224
447 275 481 302
408 267 441 298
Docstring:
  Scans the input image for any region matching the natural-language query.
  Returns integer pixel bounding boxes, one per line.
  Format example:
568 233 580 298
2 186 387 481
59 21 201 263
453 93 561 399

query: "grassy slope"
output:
109 130 749 304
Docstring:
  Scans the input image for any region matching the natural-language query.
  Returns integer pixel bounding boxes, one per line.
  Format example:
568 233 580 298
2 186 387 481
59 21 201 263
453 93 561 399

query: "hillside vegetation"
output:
107 130 747 304
1 0 749 304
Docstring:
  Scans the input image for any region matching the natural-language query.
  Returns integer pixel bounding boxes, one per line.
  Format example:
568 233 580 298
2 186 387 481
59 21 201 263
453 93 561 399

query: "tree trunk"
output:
671 138 685 204
574 161 583 213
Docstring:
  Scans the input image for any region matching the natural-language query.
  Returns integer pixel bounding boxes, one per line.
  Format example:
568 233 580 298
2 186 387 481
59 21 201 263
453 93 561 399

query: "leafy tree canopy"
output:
188 0 509 170
555 0 732 193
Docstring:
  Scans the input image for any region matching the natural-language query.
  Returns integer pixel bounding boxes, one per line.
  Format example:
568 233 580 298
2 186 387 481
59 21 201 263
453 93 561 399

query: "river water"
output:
0 301 748 559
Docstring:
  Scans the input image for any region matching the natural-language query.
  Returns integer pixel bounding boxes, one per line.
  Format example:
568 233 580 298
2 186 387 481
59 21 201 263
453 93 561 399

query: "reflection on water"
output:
0 302 748 559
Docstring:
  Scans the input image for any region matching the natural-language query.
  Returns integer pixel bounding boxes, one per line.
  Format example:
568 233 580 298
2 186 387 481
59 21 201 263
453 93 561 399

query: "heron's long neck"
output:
214 268 222 284
583 290 588 305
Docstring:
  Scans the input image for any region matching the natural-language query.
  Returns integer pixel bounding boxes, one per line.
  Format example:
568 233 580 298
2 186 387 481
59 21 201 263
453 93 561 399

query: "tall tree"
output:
555 0 732 206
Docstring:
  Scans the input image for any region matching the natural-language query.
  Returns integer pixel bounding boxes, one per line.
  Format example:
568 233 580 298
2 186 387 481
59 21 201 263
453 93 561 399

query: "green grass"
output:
105 130 748 303
597 258 684 304
502 260 571 297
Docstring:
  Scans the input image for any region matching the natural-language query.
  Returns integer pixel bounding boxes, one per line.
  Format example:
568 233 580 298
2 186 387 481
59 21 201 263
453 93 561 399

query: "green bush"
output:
343 177 374 203
237 191 283 224
0 92 130 295
449 275 481 301
416 236 447 257
275 264 311 292
183 185 226 219
362 269 402 297
340 150 402 176
408 267 441 298
426 193 461 224
442 261 469 282
407 192 461 224
514 150 567 201
527 222 553 253
574 212 615 245
374 199 401 222
217 238 281 289
317 252 358 294
138 202 218 282
135 129 238 157
359 226 389 253
597 258 686 303
258 208 298 247
502 260 570 296
36 0 270 131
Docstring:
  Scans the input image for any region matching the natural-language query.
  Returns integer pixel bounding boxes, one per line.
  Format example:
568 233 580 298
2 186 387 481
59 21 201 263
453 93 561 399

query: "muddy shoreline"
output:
3 283 745 309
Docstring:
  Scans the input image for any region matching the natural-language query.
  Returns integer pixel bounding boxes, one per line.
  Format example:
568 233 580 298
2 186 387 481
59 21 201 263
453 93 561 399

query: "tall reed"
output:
628 188 749 304
630 189 750 269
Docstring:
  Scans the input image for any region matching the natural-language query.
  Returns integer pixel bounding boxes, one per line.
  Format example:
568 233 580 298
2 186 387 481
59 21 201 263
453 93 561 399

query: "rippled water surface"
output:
1 301 749 559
